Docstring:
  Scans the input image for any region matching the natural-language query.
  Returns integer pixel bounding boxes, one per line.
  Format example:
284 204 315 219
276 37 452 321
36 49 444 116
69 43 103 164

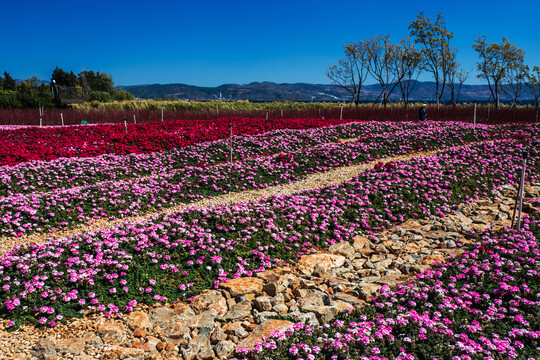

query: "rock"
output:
173 302 196 316
255 311 278 324
289 311 320 326
270 293 285 306
312 264 327 278
133 329 146 338
163 321 191 341
254 296 273 312
298 253 346 275
297 289 330 309
221 277 264 297
401 242 420 253
96 323 127 345
191 290 228 316
222 301 252 321
238 320 293 350
273 304 289 314
140 335 160 352
214 340 236 358
103 345 144 359
353 235 374 250
195 333 214 360
195 310 216 332
82 332 103 349
54 337 85 355
304 305 341 322
148 307 178 329
125 311 152 331
328 241 355 260
165 342 175 351
223 322 249 338
356 283 381 301
445 240 456 249
33 338 57 359
262 282 282 297
422 254 446 265
156 341 166 351
374 259 393 271
333 292 366 308
210 325 227 343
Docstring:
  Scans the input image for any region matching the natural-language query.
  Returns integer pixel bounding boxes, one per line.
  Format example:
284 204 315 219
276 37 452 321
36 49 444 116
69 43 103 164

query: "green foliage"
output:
88 91 112 102
115 90 135 101
3 72 17 91
79 71 115 95
52 67 78 87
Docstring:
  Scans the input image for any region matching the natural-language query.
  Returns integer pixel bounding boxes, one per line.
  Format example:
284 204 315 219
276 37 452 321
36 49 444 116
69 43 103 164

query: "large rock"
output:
54 337 85 355
191 290 228 316
148 307 178 329
214 340 236 359
124 310 152 331
238 320 293 350
103 345 145 359
333 292 366 308
297 253 346 275
301 305 340 323
353 235 374 250
221 277 264 297
33 338 57 359
222 301 252 321
297 289 331 309
356 283 382 301
328 241 355 260
96 323 127 345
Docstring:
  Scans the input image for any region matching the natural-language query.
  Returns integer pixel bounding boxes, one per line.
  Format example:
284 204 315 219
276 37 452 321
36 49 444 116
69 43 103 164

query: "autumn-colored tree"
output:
409 11 456 108
326 42 369 106
447 60 469 106
473 35 525 109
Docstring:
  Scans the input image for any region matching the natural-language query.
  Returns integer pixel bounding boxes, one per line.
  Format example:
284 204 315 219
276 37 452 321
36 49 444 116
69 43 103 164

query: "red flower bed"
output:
0 117 356 166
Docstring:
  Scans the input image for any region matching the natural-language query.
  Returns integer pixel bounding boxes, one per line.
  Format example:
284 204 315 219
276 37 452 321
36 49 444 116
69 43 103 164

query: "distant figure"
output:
419 103 427 121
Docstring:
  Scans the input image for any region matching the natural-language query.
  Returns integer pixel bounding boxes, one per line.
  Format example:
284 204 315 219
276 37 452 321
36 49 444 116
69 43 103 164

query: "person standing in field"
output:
418 103 427 121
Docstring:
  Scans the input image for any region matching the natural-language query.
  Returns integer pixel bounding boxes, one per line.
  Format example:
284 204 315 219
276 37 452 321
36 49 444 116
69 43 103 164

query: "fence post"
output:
124 117 127 134
266 111 268 120
340 105 343 120
473 102 477 128
60 111 64 126
487 103 490 120
161 107 164 122
281 109 283 118
133 114 136 124
216 105 219 118
229 123 233 163
511 151 528 230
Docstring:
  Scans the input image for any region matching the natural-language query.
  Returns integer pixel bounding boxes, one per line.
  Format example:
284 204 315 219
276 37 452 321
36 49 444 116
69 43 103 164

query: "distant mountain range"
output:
118 81 535 103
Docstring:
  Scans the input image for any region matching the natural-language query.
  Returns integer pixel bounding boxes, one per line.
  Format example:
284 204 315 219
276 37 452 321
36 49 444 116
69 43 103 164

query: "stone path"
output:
1 183 538 360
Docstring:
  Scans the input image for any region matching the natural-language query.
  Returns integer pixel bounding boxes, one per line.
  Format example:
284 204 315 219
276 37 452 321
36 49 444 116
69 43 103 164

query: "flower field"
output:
0 119 539 359
0 122 536 237
0 117 354 166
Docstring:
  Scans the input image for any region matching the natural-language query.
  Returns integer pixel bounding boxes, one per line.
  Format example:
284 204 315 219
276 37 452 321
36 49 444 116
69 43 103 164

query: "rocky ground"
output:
0 183 538 360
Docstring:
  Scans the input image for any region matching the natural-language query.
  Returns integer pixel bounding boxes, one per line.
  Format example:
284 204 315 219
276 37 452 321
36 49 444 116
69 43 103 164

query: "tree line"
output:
0 67 134 108
327 11 540 109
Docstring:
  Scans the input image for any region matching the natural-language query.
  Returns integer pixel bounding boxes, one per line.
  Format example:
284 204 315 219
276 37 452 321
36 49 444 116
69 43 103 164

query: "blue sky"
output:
2 0 539 86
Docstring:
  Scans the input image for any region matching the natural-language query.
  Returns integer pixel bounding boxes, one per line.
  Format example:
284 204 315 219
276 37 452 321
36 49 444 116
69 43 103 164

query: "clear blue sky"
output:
2 0 539 86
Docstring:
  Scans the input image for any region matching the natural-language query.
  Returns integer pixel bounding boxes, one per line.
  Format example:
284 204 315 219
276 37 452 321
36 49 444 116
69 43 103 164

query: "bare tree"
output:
447 61 470 106
326 43 369 106
409 11 456 108
525 66 540 111
473 35 525 109
364 35 403 108
395 37 423 109
503 63 527 108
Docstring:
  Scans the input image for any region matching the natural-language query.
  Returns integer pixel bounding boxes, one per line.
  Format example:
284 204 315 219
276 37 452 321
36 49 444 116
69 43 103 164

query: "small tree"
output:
326 42 369 106
3 72 17 91
447 61 469 106
503 64 527 108
364 35 403 107
473 35 525 109
409 11 456 108
525 66 540 110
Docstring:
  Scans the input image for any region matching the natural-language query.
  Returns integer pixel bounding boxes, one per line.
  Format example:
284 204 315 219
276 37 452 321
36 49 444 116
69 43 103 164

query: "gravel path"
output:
0 148 440 257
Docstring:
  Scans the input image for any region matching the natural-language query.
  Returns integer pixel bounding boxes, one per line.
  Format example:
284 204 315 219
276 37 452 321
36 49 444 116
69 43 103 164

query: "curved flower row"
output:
3 121 523 197
236 212 540 360
2 123 537 237
0 137 538 328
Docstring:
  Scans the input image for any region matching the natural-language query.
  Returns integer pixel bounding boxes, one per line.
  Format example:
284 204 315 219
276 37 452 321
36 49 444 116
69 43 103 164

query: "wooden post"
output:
266 111 268 120
487 103 490 120
281 109 283 118
340 105 343 120
124 117 127 134
40 106 43 127
229 123 233 163
216 105 219 117
161 107 164 122
473 102 477 128
60 111 64 126
133 114 136 124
